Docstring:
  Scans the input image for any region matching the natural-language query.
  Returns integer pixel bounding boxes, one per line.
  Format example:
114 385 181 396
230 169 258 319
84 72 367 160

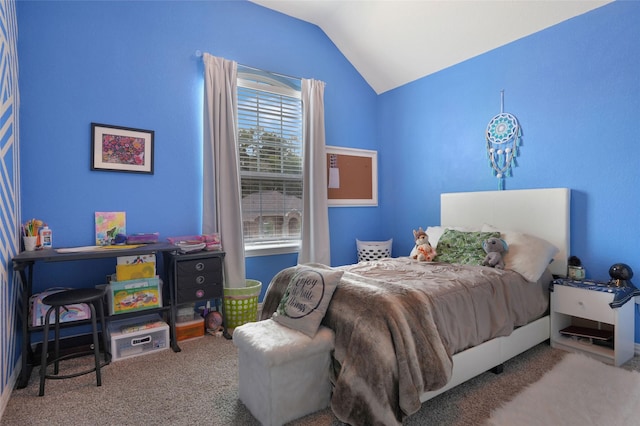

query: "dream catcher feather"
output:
486 90 521 190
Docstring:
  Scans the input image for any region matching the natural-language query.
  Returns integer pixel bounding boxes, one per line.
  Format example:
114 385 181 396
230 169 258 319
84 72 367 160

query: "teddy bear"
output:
410 227 436 261
482 237 508 269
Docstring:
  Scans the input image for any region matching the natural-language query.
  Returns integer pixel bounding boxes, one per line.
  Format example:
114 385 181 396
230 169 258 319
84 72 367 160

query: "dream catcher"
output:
485 90 521 190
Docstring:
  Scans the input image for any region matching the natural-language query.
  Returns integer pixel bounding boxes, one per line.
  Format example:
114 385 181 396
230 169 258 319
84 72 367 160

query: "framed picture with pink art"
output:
91 123 154 174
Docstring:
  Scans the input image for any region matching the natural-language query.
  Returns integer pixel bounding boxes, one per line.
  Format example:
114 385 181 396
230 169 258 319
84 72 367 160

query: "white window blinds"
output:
237 68 303 247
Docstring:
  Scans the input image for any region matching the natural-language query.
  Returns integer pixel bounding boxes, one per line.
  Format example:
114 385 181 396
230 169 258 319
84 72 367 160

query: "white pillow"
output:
425 225 480 248
481 224 559 282
272 266 343 337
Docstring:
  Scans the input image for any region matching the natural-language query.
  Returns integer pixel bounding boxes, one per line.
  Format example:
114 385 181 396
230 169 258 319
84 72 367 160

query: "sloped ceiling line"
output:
251 0 612 94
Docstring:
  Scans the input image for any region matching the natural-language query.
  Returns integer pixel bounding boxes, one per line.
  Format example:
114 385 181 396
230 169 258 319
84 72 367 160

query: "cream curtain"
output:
202 53 246 288
299 79 331 265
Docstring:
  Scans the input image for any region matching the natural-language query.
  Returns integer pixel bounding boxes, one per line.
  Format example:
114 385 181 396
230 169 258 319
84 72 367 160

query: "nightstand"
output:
550 279 636 366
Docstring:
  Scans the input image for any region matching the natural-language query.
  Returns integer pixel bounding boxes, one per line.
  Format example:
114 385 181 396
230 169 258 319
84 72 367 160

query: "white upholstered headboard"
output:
441 188 570 277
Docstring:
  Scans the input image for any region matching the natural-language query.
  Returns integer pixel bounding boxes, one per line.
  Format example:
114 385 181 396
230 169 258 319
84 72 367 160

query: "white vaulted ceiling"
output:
251 0 612 94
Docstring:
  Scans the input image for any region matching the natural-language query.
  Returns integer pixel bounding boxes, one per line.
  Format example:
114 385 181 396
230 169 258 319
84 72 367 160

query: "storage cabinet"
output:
550 283 635 366
165 250 229 349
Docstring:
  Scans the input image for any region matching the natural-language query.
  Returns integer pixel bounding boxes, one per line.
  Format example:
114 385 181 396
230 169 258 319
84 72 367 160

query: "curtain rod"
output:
195 50 304 83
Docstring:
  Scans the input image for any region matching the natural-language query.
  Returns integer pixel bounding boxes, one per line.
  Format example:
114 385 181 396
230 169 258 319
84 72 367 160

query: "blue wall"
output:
15 0 640 341
377 1 640 339
378 0 640 282
17 0 380 297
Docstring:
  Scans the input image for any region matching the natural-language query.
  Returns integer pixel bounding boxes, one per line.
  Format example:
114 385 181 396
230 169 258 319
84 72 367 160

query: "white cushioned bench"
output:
233 319 335 426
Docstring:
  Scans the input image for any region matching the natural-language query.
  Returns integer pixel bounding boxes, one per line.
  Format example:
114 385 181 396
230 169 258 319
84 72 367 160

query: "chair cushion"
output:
42 288 105 306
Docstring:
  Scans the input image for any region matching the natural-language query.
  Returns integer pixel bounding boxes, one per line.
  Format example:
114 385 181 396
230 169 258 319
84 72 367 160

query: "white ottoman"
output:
233 319 335 426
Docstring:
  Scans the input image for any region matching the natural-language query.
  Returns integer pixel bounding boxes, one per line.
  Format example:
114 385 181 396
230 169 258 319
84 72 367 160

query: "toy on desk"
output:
608 263 635 288
98 232 160 246
114 233 127 245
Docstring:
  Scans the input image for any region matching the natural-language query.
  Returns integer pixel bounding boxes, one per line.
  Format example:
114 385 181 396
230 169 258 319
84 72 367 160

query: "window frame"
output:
237 69 303 256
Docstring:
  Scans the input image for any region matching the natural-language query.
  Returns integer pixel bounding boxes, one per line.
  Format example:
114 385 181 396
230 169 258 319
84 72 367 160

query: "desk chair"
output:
39 288 110 396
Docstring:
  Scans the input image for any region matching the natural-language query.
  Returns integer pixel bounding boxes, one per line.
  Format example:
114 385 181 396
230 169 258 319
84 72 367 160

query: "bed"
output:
260 188 571 425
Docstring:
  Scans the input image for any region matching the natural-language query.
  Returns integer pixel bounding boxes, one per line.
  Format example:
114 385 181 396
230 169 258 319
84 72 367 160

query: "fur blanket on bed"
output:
260 263 454 425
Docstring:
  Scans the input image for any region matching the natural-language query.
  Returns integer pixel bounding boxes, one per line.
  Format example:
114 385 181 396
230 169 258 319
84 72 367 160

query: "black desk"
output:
12 242 178 389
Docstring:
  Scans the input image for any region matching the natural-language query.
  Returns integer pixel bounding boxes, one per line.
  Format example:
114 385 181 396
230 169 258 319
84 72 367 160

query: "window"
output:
237 66 303 253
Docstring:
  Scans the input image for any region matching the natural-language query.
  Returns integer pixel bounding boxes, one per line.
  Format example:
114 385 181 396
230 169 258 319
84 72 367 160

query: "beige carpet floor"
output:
1 334 638 425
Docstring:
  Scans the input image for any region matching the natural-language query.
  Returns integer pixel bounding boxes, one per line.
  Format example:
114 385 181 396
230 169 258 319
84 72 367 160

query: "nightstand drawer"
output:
553 285 615 324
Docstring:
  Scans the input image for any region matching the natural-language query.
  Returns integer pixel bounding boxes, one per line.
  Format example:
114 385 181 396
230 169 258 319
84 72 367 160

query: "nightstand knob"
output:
196 275 205 284
195 262 205 271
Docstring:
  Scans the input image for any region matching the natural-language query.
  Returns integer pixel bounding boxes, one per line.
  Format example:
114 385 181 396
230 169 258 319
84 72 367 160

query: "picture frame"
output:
326 145 378 206
91 123 154 174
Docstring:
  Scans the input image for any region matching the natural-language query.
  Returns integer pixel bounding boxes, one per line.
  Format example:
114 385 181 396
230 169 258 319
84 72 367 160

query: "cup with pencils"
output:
22 219 42 251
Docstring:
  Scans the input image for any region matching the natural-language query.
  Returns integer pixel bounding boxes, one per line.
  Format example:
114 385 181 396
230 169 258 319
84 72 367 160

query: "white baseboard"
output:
0 355 21 421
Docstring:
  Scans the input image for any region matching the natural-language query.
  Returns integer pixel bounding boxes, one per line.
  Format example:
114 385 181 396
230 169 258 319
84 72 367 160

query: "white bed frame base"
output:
421 316 550 401
421 188 570 403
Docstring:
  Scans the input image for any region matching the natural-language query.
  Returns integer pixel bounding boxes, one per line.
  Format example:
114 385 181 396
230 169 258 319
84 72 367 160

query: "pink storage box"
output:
126 233 159 244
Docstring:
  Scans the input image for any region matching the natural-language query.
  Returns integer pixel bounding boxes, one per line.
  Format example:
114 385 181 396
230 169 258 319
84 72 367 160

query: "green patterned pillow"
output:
435 229 500 266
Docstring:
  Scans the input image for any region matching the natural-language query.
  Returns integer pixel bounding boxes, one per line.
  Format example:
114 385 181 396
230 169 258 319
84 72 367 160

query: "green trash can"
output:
223 279 262 328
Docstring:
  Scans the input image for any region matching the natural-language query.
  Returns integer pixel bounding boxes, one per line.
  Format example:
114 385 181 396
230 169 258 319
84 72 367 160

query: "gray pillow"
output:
272 266 343 337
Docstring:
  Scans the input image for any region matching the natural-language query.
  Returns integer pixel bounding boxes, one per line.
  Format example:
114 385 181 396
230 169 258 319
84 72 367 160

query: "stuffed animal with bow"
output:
410 227 436 261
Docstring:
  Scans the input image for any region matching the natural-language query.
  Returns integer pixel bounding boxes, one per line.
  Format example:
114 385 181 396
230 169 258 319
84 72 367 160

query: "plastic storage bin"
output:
224 279 262 329
107 277 162 315
176 314 205 341
356 238 393 262
107 314 169 361
176 303 196 323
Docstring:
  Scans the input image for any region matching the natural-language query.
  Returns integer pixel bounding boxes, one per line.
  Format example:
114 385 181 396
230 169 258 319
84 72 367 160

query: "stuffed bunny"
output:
410 227 436 261
482 237 508 270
